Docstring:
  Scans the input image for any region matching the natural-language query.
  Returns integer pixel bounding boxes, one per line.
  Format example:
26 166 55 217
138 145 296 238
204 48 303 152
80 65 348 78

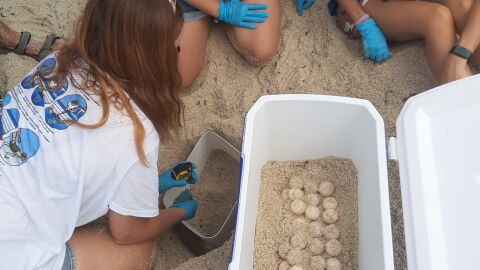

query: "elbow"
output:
111 230 136 245
109 224 140 245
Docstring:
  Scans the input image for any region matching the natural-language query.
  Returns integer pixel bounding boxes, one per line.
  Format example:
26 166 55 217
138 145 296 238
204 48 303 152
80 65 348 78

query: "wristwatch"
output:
450 45 472 62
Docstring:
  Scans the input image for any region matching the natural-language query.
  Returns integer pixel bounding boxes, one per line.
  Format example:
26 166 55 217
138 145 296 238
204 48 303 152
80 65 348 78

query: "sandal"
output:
33 34 61 61
0 31 31 56
0 32 60 62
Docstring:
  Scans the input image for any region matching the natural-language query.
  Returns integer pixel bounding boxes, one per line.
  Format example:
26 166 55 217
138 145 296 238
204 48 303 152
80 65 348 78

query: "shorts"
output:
178 0 208 22
61 242 76 270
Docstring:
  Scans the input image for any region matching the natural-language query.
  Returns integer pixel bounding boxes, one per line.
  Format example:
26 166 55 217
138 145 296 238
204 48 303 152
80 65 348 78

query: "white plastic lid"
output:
396 75 480 270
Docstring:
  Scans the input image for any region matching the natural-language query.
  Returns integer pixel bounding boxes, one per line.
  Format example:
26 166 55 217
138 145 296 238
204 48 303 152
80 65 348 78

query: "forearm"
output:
458 0 480 51
337 0 366 22
108 208 184 245
185 0 220 17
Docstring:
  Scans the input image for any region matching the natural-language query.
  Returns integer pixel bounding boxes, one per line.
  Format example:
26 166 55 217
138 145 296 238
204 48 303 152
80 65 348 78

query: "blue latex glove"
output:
218 0 269 29
356 18 390 62
158 162 198 193
171 190 198 220
296 0 316 16
173 189 193 203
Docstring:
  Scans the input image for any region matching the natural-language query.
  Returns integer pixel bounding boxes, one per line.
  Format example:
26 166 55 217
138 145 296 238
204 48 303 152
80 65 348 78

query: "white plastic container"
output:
229 74 480 270
230 94 394 270
397 75 480 270
164 131 240 254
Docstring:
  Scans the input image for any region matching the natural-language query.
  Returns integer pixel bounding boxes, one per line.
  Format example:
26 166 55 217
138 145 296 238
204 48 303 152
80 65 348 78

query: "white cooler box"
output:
228 74 480 270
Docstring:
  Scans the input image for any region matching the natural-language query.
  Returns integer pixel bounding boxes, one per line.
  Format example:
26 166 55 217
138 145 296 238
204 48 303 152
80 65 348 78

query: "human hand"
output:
356 18 390 62
218 0 269 29
439 55 473 84
296 0 315 16
170 190 199 220
158 162 198 193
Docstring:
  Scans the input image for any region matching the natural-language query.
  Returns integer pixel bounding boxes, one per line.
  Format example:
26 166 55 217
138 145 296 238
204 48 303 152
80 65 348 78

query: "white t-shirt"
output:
0 55 160 270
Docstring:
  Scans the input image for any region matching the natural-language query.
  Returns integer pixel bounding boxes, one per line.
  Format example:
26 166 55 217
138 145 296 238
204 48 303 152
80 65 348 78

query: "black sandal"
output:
0 31 31 56
33 34 60 61
0 32 60 62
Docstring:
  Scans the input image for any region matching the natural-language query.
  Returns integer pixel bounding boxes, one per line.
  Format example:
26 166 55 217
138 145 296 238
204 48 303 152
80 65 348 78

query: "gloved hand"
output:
170 190 199 220
356 18 390 62
158 162 198 193
217 0 269 29
296 0 316 16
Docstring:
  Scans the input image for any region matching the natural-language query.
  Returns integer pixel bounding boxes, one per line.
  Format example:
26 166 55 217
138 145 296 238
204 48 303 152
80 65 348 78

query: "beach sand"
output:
0 0 423 268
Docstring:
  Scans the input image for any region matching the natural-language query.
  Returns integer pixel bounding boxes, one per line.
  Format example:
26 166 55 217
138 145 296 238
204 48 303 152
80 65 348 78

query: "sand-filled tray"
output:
163 131 240 255
187 149 240 236
253 157 358 270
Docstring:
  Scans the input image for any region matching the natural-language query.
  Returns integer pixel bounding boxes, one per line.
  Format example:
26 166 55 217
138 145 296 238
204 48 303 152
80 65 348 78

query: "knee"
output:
450 0 472 17
179 65 203 90
450 0 472 29
424 5 455 33
244 45 278 67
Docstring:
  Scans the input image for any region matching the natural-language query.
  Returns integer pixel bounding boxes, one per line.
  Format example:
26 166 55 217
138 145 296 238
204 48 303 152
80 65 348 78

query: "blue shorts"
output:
61 242 76 270
178 0 208 22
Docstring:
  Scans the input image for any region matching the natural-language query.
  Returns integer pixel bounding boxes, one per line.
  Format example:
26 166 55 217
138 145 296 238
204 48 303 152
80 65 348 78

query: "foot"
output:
439 55 474 84
0 20 64 56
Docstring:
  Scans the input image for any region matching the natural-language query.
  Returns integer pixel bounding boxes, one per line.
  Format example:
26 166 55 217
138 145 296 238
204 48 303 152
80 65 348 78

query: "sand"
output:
254 158 358 270
0 0 425 268
188 150 240 236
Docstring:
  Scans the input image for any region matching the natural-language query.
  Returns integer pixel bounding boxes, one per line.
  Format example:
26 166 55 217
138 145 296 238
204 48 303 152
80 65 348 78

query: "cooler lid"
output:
396 74 480 270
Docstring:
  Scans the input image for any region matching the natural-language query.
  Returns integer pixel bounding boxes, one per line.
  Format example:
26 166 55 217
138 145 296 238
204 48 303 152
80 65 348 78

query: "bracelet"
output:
354 14 370 27
450 45 473 63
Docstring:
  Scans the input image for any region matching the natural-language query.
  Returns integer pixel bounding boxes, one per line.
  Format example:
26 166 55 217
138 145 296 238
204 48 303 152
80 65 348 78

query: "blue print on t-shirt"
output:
0 108 20 136
21 57 68 106
0 128 40 166
44 94 87 130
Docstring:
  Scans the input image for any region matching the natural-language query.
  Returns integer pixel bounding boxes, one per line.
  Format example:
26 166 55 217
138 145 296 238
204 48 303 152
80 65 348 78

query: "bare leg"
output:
363 0 468 81
0 20 63 55
69 224 154 270
177 17 210 89
430 0 480 68
225 0 280 66
428 0 472 32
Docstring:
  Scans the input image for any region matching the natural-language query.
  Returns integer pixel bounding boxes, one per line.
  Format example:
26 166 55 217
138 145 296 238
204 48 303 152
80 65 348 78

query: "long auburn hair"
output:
52 0 184 164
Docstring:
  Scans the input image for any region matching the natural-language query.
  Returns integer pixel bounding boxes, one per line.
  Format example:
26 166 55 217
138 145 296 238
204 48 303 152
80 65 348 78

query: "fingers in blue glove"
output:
172 199 198 220
303 0 315 10
174 189 193 204
244 3 268 10
189 170 199 184
245 10 269 18
297 1 304 16
244 16 267 23
297 0 316 16
240 22 257 29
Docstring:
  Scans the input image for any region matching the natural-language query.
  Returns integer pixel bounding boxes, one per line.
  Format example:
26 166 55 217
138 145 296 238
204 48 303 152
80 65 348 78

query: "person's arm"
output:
336 0 365 22
337 0 390 62
185 0 268 29
108 208 184 245
185 0 220 17
108 189 198 245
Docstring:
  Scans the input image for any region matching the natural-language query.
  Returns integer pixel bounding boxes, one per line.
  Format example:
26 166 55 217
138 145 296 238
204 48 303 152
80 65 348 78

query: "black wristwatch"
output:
450 45 472 62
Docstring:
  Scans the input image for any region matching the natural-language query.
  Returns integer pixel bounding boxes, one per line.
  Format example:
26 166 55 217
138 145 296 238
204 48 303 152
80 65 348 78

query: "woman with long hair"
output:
0 0 198 269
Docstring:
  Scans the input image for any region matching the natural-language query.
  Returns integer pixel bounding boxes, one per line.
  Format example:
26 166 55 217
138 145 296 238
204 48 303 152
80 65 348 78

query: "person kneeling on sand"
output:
0 0 200 269
328 0 479 84
175 0 315 89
